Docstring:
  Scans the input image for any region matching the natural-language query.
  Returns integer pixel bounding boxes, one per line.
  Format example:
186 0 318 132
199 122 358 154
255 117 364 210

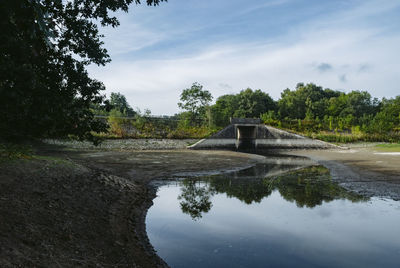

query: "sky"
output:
88 0 400 115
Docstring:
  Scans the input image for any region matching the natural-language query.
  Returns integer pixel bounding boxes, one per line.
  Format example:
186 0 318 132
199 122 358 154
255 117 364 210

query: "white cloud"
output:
89 0 400 115
100 16 166 56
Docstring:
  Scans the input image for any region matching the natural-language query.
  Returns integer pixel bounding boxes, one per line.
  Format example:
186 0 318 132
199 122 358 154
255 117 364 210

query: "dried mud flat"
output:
287 144 400 200
0 140 265 267
1 140 400 267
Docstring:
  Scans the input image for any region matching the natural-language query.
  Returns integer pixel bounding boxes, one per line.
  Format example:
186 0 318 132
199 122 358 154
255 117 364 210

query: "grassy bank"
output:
305 132 400 143
374 143 400 152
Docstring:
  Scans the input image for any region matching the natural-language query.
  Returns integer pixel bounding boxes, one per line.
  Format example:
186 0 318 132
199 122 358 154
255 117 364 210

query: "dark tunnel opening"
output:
236 126 257 151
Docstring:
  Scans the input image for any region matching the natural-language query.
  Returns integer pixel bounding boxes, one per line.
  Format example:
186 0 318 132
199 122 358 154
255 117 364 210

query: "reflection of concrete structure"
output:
188 118 336 151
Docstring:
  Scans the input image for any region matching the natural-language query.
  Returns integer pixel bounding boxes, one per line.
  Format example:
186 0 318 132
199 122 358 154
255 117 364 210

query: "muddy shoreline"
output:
0 140 266 267
1 140 399 267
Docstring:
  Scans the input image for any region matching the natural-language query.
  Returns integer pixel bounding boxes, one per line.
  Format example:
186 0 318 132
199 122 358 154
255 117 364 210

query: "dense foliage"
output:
207 83 400 142
0 0 164 142
210 88 276 127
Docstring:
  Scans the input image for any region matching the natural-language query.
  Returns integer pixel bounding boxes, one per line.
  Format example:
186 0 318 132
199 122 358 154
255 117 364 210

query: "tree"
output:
0 0 165 141
109 92 135 116
234 88 276 118
209 88 276 127
326 90 377 128
210 94 239 127
178 82 213 126
368 96 400 133
279 83 324 119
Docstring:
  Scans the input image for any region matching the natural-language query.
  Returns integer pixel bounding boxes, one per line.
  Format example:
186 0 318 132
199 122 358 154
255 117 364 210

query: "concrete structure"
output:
188 118 336 151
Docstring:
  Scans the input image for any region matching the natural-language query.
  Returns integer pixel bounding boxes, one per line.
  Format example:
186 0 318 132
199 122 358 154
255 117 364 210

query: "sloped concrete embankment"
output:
189 125 336 150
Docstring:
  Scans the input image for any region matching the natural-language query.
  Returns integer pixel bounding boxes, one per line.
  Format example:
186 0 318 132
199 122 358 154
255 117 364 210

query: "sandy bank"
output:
286 145 400 200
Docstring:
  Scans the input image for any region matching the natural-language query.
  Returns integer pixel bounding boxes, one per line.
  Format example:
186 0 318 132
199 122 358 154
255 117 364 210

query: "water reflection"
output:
147 158 400 268
178 165 367 220
177 180 214 220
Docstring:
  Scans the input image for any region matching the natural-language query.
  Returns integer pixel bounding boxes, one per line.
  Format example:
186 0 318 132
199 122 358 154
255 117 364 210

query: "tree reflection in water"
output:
177 180 215 220
177 165 368 220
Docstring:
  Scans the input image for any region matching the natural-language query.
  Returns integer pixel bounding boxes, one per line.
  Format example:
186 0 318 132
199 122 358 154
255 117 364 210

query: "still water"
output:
146 160 400 268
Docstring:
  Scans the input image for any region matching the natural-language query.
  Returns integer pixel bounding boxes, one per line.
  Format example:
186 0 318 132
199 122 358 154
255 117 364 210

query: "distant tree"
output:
178 82 213 126
234 88 276 118
278 83 343 120
0 0 165 141
209 88 276 127
210 94 239 127
368 96 400 133
279 83 323 119
326 90 378 128
109 92 135 116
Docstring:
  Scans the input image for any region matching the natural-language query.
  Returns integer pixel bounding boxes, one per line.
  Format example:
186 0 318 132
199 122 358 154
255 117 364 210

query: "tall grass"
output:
307 132 400 143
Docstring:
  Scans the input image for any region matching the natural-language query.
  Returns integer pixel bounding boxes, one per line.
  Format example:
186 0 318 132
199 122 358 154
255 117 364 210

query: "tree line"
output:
178 82 400 142
91 82 399 142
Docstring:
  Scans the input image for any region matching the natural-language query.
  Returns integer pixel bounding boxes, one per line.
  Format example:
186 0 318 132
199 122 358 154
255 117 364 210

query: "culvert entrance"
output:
236 125 257 151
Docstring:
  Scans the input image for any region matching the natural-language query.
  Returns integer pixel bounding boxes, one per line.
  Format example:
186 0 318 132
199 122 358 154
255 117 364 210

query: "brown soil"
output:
0 143 265 267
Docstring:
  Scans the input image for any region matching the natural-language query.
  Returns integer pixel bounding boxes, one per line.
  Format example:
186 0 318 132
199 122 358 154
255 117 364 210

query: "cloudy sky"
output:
88 0 400 115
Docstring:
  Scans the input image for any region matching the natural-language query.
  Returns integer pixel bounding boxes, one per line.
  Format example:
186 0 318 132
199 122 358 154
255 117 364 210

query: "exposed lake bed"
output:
1 140 400 267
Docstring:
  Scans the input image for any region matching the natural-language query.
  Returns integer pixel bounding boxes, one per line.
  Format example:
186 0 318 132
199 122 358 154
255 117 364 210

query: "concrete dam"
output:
188 118 335 151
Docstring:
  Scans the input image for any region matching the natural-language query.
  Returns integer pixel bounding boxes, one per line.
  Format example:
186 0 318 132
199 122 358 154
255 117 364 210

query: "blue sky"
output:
88 0 400 115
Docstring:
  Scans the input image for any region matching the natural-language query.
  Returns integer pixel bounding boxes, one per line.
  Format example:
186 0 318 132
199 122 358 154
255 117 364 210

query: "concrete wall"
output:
188 138 237 150
188 124 336 151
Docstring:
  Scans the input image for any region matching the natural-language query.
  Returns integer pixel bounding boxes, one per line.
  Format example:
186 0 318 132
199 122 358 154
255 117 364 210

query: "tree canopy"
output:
202 82 399 139
209 88 276 127
178 82 213 125
234 88 276 118
109 92 136 116
0 0 165 141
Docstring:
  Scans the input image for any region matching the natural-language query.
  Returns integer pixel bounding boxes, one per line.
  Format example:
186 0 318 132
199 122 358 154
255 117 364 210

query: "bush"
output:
108 109 131 137
167 126 219 139
0 143 33 161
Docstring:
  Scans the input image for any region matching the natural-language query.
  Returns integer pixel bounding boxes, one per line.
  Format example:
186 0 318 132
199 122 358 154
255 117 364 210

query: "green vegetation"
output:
209 83 400 143
210 88 276 127
178 82 213 127
86 82 400 141
374 143 400 152
88 84 219 139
